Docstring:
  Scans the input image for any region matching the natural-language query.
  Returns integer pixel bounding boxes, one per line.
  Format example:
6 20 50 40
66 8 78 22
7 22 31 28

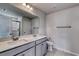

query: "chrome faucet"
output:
10 32 19 41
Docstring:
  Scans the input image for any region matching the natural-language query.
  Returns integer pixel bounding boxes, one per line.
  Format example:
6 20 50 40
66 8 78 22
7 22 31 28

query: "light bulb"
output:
26 5 30 8
30 7 33 10
22 3 26 6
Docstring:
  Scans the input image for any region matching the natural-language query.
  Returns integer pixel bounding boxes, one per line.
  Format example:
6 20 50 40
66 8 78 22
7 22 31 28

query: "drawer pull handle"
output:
42 44 43 45
22 54 25 56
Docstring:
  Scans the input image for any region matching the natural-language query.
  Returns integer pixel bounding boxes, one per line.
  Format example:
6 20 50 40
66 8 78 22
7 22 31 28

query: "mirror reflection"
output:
0 14 20 39
0 14 39 40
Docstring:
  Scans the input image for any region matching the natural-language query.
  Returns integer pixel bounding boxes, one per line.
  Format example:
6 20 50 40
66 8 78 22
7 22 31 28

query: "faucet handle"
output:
9 33 12 35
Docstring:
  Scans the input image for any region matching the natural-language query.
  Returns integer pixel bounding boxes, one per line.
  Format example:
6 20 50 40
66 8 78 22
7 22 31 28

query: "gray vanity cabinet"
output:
0 37 47 56
36 43 42 56
17 38 47 56
0 42 35 56
36 38 47 56
41 41 47 56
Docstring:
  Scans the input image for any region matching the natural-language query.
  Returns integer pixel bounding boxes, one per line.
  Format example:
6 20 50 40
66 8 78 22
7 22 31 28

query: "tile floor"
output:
46 48 76 56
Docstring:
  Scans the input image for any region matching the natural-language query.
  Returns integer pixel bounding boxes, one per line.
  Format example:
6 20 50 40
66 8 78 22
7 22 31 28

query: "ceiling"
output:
0 3 36 18
31 3 79 14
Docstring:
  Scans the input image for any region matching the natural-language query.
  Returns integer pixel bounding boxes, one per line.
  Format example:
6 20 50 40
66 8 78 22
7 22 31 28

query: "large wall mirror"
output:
0 13 39 41
0 14 10 38
0 14 20 39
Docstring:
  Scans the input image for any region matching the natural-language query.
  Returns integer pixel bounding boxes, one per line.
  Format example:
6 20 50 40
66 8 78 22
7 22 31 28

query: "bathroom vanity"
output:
0 4 47 56
0 10 47 56
0 35 48 56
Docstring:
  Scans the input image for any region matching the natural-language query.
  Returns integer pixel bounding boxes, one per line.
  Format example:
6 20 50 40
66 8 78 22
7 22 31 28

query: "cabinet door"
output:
17 47 35 56
36 44 42 56
41 41 47 56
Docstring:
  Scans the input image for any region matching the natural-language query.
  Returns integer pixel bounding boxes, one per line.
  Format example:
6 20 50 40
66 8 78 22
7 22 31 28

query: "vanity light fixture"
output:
22 3 33 10
26 4 30 8
30 7 33 10
22 3 26 6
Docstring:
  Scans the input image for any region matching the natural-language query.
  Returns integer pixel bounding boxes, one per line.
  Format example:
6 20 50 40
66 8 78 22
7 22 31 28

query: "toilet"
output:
46 37 54 52
47 41 53 52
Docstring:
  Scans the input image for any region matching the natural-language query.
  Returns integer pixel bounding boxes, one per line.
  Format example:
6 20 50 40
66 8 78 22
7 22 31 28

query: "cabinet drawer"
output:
36 37 47 44
17 47 35 56
0 42 35 56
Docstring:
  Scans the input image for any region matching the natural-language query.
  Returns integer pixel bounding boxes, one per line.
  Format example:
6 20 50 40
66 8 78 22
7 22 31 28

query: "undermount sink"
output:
7 41 18 45
7 39 28 45
33 35 37 37
19 39 28 42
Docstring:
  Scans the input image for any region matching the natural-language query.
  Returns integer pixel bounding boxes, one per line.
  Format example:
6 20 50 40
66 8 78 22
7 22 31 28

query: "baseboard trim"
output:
54 47 79 56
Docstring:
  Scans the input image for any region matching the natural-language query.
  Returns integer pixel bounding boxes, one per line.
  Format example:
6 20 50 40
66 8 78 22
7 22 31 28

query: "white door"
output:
22 17 32 35
31 17 40 34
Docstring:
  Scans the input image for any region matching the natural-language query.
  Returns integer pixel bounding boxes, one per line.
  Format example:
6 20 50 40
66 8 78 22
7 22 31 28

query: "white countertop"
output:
0 34 47 53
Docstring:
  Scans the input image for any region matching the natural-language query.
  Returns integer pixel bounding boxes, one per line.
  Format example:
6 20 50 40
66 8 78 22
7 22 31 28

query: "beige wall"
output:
46 5 79 55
